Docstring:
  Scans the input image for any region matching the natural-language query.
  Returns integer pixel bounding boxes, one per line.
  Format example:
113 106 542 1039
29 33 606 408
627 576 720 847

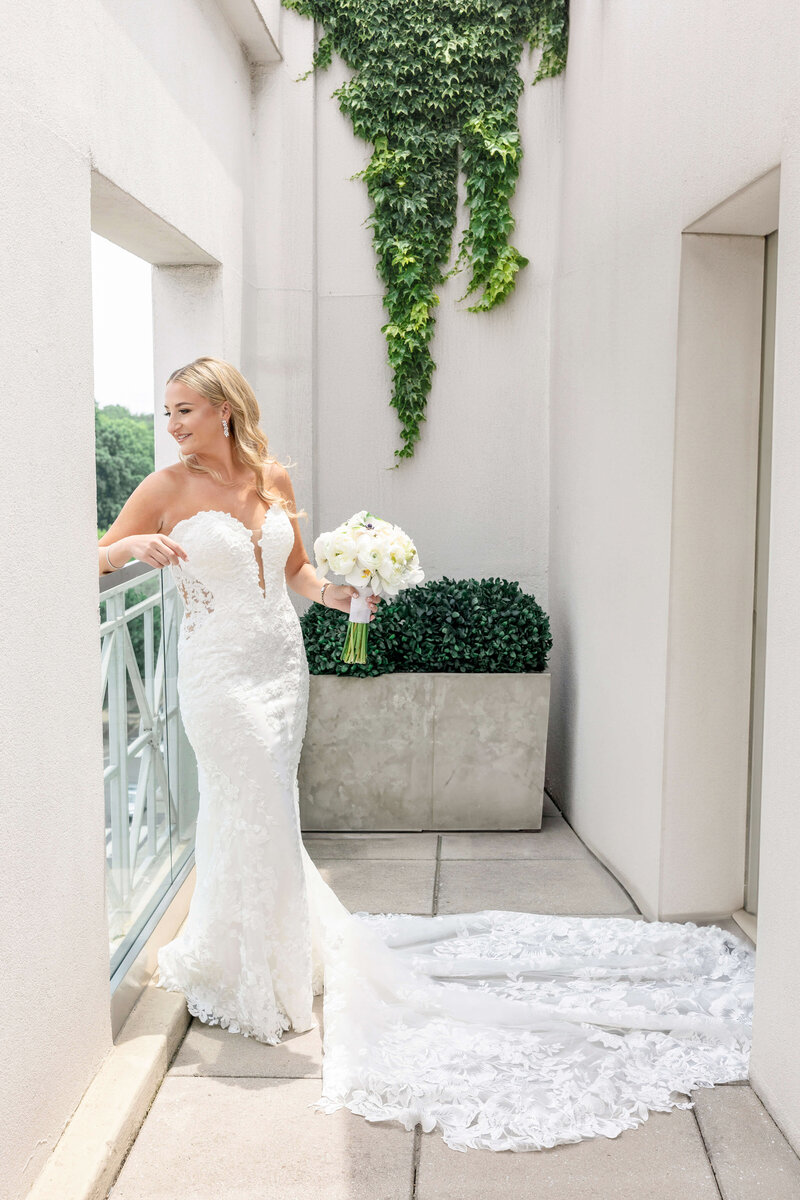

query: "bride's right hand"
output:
125 533 189 569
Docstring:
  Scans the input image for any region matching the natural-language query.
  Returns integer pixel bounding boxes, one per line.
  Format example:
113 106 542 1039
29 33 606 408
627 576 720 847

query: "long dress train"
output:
154 505 755 1153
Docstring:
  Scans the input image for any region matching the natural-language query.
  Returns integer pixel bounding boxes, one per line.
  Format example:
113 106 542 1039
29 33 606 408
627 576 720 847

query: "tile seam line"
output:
690 1105 725 1200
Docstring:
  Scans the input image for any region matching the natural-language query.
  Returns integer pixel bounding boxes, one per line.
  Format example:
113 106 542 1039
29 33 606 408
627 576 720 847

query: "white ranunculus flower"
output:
376 554 405 587
374 537 407 582
355 532 389 572
328 529 359 576
314 532 331 574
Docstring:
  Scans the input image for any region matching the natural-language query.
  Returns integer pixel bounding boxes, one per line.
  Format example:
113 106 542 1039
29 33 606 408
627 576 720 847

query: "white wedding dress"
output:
154 505 755 1152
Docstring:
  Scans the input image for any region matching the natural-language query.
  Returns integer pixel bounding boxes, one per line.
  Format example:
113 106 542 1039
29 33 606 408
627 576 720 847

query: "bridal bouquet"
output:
314 510 424 664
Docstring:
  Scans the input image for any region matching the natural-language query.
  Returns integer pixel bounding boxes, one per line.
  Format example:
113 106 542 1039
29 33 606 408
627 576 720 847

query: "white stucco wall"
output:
247 4 318 538
0 3 253 1196
545 0 800 1150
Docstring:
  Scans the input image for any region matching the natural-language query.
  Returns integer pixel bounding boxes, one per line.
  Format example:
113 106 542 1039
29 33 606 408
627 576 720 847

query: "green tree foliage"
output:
283 0 569 460
96 401 157 678
95 401 155 532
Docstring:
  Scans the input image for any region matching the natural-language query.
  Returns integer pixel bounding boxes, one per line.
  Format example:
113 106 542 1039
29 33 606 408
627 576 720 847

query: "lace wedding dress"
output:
154 505 755 1152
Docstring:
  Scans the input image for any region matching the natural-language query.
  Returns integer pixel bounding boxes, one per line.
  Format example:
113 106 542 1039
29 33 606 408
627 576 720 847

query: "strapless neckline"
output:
169 505 288 603
168 505 284 540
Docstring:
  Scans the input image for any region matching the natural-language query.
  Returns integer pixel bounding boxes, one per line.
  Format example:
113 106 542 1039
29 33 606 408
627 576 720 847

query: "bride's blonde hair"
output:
167 356 306 521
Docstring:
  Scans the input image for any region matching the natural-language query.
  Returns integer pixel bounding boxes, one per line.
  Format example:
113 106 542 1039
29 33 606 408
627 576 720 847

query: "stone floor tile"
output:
692 1084 800 1199
169 995 323 1079
313 858 436 914
303 831 439 860
436 858 637 916
440 823 590 861
110 1077 413 1200
572 912 646 921
416 1108 719 1199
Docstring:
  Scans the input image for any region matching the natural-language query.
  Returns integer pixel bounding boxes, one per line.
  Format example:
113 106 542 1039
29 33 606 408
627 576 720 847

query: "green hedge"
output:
300 576 552 678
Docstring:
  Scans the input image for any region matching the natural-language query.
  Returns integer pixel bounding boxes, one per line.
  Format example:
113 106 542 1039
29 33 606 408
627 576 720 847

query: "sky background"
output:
91 232 155 415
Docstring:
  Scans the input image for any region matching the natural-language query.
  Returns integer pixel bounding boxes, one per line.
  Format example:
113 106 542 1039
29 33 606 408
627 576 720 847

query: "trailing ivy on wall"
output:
283 0 569 461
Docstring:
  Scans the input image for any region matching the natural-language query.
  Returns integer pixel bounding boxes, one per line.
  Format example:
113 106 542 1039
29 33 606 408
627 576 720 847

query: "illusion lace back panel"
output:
154 507 756 1152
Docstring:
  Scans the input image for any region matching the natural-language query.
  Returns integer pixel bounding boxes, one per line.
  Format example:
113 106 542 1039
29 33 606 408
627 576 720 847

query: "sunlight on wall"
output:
91 232 154 415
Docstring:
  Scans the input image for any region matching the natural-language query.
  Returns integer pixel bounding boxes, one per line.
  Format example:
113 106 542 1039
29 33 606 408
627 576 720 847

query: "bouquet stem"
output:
343 587 372 664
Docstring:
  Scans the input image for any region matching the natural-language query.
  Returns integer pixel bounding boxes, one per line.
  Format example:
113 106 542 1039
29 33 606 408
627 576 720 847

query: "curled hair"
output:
166 357 306 520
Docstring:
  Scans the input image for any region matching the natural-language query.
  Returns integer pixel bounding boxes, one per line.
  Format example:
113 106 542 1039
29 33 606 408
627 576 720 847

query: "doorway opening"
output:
660 165 779 928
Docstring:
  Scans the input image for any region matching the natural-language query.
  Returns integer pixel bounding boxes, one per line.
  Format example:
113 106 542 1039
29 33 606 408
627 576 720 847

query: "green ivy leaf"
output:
283 0 569 460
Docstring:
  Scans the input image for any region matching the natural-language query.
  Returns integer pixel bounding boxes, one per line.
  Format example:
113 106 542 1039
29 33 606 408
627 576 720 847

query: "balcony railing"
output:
99 559 198 987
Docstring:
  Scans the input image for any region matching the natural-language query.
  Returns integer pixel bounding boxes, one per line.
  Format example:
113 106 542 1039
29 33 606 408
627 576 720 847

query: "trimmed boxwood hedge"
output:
300 576 552 678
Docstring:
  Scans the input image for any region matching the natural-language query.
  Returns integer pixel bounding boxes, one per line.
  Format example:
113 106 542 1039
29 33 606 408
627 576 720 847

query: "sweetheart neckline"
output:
168 505 284 540
168 506 287 603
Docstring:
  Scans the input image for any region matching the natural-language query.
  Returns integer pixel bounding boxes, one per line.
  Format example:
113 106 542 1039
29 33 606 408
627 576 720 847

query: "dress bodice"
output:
168 506 294 640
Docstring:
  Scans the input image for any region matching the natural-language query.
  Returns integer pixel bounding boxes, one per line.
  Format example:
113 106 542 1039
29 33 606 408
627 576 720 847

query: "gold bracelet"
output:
320 581 331 606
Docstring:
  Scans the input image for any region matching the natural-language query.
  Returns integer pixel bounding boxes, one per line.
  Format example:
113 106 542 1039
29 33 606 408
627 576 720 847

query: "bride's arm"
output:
98 471 187 574
277 468 334 604
278 468 379 618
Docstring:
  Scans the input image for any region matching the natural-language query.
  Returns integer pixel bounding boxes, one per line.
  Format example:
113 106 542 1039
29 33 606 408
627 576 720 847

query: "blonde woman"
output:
98 358 755 1154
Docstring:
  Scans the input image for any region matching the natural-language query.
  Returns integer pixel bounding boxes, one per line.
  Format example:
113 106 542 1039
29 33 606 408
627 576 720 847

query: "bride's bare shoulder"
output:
130 463 182 490
139 464 183 511
147 464 189 529
265 459 292 497
99 465 183 544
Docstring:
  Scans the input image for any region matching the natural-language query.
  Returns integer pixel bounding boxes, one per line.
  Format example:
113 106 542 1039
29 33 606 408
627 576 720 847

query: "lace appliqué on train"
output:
313 910 754 1151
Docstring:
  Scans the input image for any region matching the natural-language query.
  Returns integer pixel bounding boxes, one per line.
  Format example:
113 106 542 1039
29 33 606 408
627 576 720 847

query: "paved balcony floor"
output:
109 798 800 1200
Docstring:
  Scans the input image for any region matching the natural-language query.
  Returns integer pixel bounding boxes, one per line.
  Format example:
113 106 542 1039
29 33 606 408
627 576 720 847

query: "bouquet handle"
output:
348 586 373 624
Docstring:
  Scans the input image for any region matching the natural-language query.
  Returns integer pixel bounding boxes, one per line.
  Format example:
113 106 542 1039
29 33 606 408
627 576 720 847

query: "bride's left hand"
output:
324 585 381 620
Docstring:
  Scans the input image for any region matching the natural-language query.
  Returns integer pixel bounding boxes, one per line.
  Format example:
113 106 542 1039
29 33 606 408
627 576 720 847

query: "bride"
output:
98 356 755 1153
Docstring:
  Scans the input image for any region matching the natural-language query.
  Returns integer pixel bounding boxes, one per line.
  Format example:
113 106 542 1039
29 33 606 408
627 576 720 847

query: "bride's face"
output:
164 381 228 452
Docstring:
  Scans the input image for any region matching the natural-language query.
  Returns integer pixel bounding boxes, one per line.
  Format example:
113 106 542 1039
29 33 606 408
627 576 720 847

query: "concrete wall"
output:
545 0 800 1152
0 2 252 1196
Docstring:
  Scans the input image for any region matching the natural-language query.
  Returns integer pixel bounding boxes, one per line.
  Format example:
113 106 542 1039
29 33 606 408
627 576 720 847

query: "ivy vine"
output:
282 0 569 461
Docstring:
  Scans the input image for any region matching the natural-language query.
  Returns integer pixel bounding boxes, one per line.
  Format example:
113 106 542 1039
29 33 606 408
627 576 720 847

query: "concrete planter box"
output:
298 671 551 832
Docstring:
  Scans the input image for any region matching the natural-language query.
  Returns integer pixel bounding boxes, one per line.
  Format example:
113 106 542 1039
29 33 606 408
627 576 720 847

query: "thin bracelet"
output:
320 581 331 606
104 545 119 571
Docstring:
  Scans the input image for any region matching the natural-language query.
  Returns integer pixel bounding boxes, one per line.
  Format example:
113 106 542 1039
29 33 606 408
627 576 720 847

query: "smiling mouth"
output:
175 434 191 442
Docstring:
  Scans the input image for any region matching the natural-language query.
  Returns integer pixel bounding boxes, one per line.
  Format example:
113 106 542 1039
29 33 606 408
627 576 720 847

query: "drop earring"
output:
222 418 230 438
